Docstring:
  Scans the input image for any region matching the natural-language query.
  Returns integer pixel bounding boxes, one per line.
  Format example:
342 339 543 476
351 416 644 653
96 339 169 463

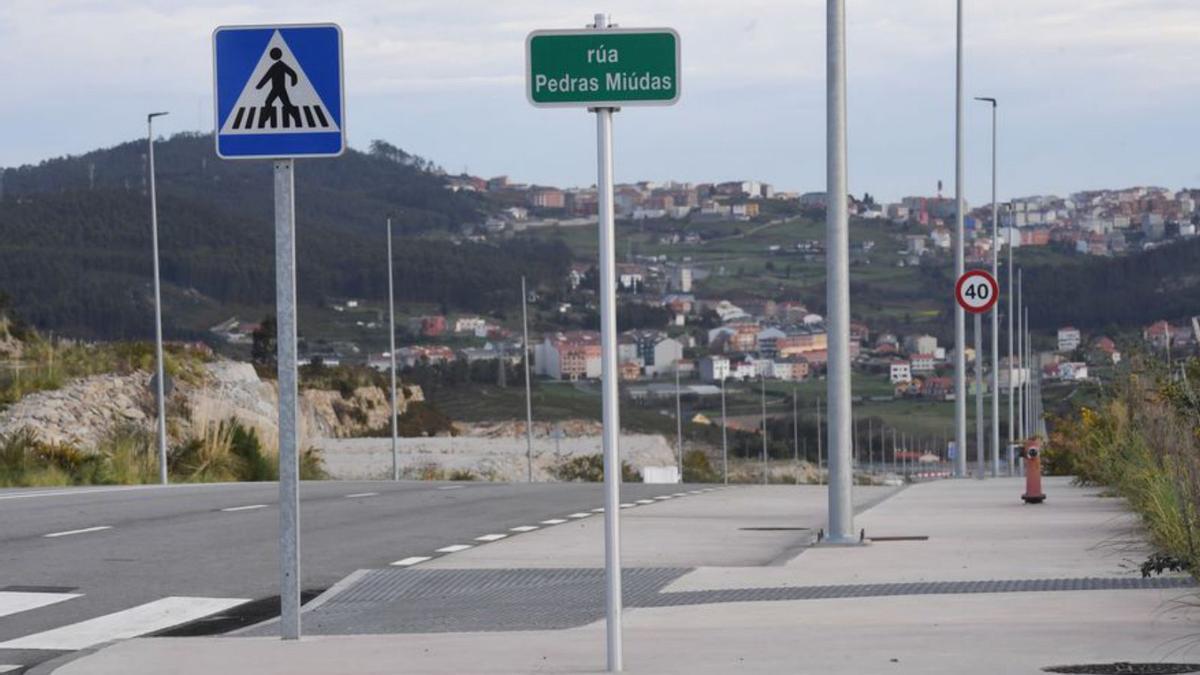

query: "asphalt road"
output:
0 480 686 672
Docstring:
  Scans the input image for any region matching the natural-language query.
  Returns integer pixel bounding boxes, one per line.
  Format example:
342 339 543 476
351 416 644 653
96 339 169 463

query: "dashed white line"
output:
636 499 655 505
344 492 379 499
567 512 591 519
220 504 268 512
655 495 673 500
540 519 568 525
43 526 112 538
620 503 636 508
437 485 465 491
0 665 21 673
475 534 508 542
391 556 432 567
509 525 539 532
672 493 687 497
591 507 605 513
435 544 473 553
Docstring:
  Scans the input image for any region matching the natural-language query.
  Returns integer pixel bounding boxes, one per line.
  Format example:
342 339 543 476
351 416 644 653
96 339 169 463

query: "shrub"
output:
682 450 718 483
549 454 641 483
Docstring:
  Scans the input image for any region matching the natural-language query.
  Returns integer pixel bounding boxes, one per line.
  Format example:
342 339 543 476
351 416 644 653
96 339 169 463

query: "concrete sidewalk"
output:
48 477 1200 674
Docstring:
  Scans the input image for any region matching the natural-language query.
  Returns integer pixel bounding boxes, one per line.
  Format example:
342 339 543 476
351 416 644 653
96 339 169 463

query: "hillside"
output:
0 134 567 339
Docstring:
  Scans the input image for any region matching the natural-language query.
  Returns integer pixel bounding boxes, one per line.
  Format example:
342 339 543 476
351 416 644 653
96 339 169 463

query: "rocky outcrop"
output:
0 373 151 448
0 359 423 452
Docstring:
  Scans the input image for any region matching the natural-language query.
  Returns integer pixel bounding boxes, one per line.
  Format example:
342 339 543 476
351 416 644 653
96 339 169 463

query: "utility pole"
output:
147 111 169 486
953 0 968 479
521 276 534 482
825 0 855 542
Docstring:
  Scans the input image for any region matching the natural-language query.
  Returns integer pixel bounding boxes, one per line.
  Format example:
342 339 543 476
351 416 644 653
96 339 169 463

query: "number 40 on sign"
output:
955 269 999 314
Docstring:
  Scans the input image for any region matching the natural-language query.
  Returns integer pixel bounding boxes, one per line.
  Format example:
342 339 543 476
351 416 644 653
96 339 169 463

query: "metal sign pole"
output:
825 0 855 542
522 275 534 482
388 218 399 481
592 15 623 672
974 313 985 480
274 159 301 639
989 101 1001 478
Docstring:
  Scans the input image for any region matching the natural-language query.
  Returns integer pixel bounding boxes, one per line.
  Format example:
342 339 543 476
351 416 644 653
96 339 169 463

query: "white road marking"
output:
540 519 568 525
672 493 687 497
509 525 539 532
655 495 673 500
344 492 379 499
435 544 472 553
636 499 655 505
0 591 81 619
567 512 591 519
437 485 465 491
220 504 267 512
0 596 249 651
591 507 605 513
0 666 21 673
43 526 112 538
620 503 635 508
475 534 507 542
390 556 432 567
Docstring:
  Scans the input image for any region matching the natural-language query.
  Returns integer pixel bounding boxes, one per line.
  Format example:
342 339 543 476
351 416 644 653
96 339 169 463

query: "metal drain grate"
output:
277 569 1198 636
1044 664 1200 674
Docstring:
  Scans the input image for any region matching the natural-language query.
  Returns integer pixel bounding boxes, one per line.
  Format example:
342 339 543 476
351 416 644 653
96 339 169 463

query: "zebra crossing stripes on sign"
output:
213 23 344 159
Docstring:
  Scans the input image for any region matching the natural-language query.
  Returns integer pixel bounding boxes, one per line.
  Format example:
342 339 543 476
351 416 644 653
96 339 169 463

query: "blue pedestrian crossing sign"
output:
213 23 344 159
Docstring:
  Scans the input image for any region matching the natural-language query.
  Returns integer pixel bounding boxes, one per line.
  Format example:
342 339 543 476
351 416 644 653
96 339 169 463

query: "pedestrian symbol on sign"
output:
220 32 338 135
213 24 344 159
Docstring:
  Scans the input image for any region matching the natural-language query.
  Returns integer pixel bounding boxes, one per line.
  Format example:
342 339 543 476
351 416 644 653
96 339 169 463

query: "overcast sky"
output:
1 0 1197 203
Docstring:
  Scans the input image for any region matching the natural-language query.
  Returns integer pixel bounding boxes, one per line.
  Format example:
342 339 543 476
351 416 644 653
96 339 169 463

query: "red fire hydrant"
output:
1022 438 1046 504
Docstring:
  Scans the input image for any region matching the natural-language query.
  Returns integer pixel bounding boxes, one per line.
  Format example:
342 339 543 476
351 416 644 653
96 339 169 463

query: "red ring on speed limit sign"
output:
955 270 999 314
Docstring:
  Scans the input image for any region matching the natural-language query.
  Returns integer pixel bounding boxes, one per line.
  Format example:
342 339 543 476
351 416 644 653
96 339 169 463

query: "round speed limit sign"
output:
955 269 999 314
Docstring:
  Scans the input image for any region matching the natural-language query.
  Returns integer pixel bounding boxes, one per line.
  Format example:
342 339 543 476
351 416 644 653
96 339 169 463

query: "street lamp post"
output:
975 96 1000 478
953 0 968 479
387 218 399 481
720 375 729 485
147 111 169 486
521 276 534 482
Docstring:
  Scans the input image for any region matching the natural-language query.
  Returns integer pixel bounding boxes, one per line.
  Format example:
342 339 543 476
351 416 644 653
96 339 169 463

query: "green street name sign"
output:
526 28 681 108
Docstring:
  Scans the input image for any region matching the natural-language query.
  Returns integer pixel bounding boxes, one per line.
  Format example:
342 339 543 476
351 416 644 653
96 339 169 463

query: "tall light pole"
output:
792 387 800 485
825 0 855 542
760 374 768 486
521 276 534 482
147 111 169 486
816 396 823 484
1017 268 1025 441
953 0 968 479
720 375 729 485
976 96 1000 478
675 365 684 480
386 218 399 481
1006 204 1015 475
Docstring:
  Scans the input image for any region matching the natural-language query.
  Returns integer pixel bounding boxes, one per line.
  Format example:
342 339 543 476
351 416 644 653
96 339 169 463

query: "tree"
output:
251 316 277 368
